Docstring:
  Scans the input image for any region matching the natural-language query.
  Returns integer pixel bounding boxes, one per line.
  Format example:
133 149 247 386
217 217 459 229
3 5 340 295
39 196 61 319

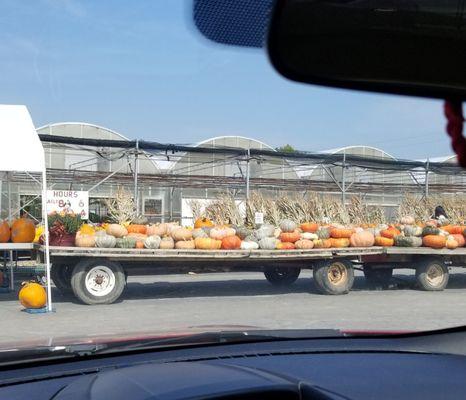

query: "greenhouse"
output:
1 121 466 224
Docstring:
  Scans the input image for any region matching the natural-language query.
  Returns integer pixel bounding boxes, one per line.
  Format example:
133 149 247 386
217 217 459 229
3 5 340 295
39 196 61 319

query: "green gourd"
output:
95 234 116 248
316 227 331 239
422 226 440 236
258 237 278 250
394 235 422 247
279 219 297 233
403 225 423 237
116 237 137 249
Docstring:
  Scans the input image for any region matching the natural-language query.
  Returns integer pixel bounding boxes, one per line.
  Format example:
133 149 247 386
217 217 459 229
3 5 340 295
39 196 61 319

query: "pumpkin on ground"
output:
0 220 10 243
194 237 222 250
422 234 446 249
374 236 394 247
194 217 214 229
451 234 465 247
106 224 128 238
446 236 459 250
380 227 401 239
171 227 193 241
279 219 297 233
329 238 350 248
330 228 353 239
175 239 195 249
279 231 301 243
313 239 332 248
276 242 295 250
127 224 147 235
159 236 175 249
295 239 314 249
11 218 35 243
75 232 96 248
221 235 242 250
240 240 259 250
19 282 47 309
210 226 236 240
95 234 117 248
300 222 319 233
349 231 375 247
394 235 422 247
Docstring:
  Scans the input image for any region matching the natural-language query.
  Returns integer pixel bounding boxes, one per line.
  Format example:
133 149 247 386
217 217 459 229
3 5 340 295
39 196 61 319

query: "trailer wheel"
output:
363 265 393 287
313 260 354 295
50 264 73 295
416 259 449 291
71 259 126 305
264 266 301 286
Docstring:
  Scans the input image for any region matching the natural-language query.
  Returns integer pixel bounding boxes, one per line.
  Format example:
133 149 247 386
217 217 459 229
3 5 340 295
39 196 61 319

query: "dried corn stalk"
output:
105 187 136 224
204 193 243 225
186 199 203 221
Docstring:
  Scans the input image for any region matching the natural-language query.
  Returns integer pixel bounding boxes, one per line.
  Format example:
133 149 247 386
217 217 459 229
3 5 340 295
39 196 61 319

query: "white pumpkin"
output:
301 232 318 240
240 240 259 250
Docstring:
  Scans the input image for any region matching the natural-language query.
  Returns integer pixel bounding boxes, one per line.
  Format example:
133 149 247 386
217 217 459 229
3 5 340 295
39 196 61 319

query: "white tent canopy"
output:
0 104 52 312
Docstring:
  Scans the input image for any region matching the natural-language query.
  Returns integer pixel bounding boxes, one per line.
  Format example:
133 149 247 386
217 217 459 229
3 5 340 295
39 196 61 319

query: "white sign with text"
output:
46 190 89 219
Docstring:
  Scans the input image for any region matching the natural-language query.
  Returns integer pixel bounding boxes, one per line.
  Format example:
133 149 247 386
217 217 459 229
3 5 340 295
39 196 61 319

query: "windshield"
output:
0 0 465 351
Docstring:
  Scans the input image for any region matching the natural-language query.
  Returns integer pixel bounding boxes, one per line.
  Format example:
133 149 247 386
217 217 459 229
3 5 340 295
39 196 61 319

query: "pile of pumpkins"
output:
0 218 38 244
70 216 466 251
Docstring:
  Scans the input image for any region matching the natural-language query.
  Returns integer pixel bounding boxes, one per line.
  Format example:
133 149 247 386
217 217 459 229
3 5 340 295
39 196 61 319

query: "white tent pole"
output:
41 168 52 312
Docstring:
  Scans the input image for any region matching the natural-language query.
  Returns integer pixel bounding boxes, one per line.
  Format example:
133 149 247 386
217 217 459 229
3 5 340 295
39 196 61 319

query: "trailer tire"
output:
363 265 393 287
71 259 126 305
416 259 449 291
313 260 354 295
50 264 73 295
264 266 301 286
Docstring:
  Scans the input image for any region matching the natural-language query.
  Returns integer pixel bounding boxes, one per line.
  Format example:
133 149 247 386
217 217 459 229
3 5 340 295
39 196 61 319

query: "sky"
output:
0 0 452 159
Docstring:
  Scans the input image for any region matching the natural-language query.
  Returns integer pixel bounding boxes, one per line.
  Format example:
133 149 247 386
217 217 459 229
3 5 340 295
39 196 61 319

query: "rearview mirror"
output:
268 0 466 99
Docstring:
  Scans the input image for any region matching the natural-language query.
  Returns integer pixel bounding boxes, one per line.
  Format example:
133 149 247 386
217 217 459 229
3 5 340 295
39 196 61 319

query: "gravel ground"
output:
1 268 466 346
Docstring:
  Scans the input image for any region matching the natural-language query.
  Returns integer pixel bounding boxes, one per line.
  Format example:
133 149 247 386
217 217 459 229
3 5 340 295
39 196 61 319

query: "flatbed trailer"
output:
38 245 466 305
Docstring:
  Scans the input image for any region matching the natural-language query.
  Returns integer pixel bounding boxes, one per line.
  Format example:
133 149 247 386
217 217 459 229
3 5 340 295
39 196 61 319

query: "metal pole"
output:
7 173 14 291
134 140 139 215
245 149 250 201
341 152 346 205
42 168 52 312
425 159 430 198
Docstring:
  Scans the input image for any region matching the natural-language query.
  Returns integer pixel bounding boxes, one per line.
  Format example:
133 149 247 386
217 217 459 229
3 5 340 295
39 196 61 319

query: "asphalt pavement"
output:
1 268 466 346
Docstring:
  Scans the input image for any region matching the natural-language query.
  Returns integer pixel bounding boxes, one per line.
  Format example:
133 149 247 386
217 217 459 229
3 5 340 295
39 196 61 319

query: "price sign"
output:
254 212 264 225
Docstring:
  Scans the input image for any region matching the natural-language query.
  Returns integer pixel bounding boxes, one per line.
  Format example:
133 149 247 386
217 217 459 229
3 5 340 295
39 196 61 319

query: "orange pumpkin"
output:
313 239 332 248
279 231 301 243
195 237 222 250
349 231 375 247
380 227 401 239
127 224 147 234
194 217 214 229
300 222 319 233
330 228 353 239
446 237 459 250
276 242 296 250
329 238 350 248
422 235 446 249
443 225 465 235
295 239 314 249
11 218 35 243
374 236 394 247
127 232 148 241
221 235 242 250
451 234 465 247
135 241 144 249
0 220 10 243
18 282 47 309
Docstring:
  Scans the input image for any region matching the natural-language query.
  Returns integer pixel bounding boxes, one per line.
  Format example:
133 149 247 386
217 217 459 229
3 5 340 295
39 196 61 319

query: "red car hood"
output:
0 325 415 352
